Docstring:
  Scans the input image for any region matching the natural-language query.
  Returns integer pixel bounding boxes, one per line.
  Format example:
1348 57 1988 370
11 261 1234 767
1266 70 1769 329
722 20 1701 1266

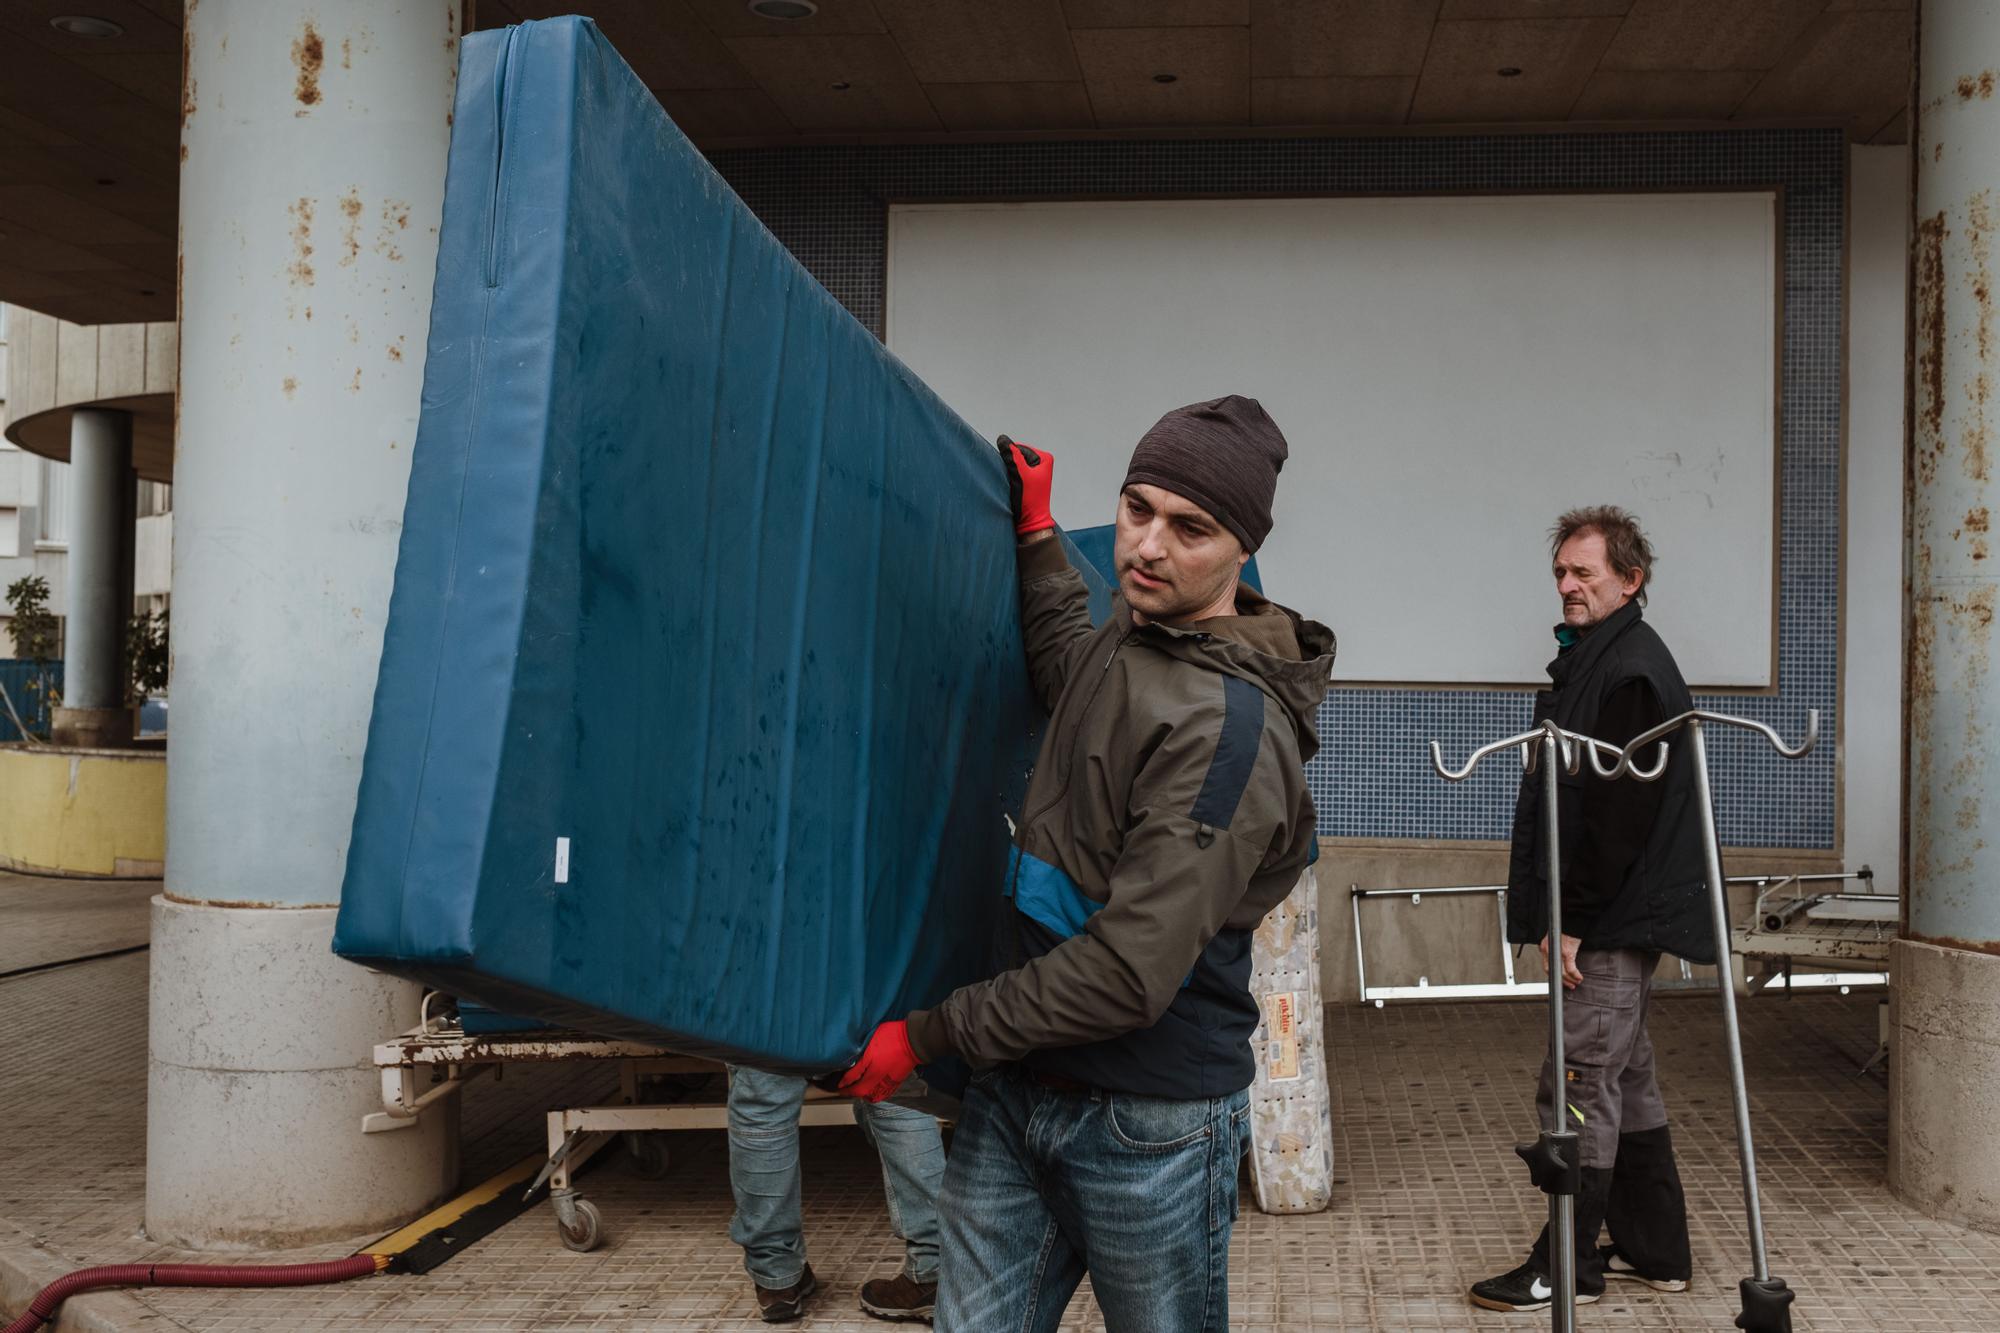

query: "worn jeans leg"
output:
936 1070 1082 1333
855 1098 947 1285
1050 1087 1252 1333
725 1065 809 1289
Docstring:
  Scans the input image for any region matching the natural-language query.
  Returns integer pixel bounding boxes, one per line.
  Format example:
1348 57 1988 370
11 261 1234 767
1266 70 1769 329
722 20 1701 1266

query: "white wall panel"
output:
1845 145 1909 893
889 193 1779 686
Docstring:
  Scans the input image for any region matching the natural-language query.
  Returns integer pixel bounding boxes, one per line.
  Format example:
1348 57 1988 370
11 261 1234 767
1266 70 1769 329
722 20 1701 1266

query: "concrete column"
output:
1897 0 2000 1235
52 408 135 747
151 0 461 1248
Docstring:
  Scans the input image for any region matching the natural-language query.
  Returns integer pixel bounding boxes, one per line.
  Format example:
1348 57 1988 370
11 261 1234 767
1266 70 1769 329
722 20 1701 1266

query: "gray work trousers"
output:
1535 946 1669 1169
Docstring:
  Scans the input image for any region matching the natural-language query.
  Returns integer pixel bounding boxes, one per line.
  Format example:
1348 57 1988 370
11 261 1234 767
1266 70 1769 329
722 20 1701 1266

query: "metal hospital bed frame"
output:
366 996 867 1254
1732 871 1897 989
1350 868 1890 1007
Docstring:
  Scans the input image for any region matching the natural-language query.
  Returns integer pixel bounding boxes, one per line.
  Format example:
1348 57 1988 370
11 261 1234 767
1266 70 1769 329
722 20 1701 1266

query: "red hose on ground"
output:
2 1253 386 1333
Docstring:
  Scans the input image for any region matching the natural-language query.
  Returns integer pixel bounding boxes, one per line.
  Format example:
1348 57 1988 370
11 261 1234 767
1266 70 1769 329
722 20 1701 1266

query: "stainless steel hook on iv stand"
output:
1602 708 1818 1333
1431 708 1818 1333
1430 720 1670 1333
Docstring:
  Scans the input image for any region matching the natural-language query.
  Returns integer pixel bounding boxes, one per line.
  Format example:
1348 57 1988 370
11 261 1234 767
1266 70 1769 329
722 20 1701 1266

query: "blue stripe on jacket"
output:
1007 845 1101 941
1006 844 1200 989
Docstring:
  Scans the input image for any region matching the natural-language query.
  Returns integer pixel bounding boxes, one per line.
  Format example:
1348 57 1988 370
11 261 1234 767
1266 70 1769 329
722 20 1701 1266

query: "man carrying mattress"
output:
837 396 1336 1333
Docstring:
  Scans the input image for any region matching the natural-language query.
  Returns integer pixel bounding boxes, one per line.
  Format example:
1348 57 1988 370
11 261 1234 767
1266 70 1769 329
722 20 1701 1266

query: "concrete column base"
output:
146 896 459 1249
1890 937 2000 1233
50 706 135 749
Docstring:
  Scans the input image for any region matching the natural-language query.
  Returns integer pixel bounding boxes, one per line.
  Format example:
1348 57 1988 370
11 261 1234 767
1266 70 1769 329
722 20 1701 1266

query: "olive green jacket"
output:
908 538 1335 1096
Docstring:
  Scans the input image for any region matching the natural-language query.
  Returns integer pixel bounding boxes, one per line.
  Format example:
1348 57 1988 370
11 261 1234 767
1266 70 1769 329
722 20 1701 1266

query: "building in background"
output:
1 303 173 705
0 306 58 659
0 0 1990 1255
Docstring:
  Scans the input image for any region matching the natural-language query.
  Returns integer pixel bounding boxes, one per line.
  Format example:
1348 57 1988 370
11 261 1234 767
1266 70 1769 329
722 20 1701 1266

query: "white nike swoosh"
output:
1530 1279 1552 1300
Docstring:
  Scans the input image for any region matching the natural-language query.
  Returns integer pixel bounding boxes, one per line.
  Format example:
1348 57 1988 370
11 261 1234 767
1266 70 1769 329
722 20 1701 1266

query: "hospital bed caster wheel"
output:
556 1196 603 1252
626 1132 671 1179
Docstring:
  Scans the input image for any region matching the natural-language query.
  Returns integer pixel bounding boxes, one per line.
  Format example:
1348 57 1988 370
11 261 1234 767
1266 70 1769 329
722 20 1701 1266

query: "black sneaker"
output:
1469 1261 1601 1312
754 1265 818 1323
859 1272 936 1322
1599 1244 1689 1292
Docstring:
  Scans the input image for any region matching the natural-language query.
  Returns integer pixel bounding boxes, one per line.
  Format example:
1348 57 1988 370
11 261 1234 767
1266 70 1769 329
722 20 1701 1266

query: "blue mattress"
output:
332 16 1107 1074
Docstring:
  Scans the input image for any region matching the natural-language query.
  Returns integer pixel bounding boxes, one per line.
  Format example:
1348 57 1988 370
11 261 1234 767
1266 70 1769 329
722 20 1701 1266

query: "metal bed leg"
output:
541 1116 607 1253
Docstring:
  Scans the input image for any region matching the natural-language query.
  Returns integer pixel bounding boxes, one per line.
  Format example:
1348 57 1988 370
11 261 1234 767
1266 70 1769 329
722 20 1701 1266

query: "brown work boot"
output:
754 1265 818 1323
859 1272 937 1322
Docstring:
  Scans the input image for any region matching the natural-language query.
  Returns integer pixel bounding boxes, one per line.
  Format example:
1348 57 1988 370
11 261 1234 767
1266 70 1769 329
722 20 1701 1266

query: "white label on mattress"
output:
555 836 571 884
1264 990 1301 1081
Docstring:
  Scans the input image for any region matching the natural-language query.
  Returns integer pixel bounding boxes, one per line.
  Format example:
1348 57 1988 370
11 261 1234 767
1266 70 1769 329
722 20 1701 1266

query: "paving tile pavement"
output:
0 872 155 974
3 873 1997 1330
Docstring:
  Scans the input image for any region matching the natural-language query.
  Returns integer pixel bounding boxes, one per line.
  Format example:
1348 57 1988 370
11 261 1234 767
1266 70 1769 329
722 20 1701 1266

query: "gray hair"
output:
1550 505 1656 607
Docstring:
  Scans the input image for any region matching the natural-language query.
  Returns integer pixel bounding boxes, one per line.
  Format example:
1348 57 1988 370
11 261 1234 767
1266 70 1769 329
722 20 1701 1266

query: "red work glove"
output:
997 435 1056 536
835 1020 919 1103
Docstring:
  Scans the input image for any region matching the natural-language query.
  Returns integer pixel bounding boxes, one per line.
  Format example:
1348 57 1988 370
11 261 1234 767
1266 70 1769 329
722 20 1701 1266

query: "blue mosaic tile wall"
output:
708 130 1843 850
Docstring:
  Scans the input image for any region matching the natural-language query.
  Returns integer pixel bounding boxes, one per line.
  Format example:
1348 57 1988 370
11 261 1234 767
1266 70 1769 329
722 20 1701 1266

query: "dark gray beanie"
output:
1122 395 1289 553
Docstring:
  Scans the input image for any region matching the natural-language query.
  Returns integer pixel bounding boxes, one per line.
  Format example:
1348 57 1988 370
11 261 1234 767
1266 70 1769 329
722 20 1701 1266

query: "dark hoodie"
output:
907 538 1337 1099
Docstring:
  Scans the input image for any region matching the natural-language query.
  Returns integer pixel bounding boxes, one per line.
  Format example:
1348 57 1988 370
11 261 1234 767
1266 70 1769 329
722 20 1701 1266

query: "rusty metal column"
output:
1898 0 2000 1235
149 0 461 1248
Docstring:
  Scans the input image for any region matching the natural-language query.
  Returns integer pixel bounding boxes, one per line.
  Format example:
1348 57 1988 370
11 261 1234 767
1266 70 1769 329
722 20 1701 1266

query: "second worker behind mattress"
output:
1470 505 1703 1314
834 396 1336 1333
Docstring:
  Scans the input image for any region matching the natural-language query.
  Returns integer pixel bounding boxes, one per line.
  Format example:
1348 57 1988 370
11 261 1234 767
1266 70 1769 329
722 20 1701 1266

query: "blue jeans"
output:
726 1065 946 1289
936 1066 1252 1333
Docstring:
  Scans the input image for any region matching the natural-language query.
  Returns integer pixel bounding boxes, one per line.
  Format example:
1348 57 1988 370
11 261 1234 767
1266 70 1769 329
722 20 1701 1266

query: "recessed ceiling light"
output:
747 0 818 18
1152 72 1178 85
50 15 125 39
1497 67 1523 78
830 80 851 91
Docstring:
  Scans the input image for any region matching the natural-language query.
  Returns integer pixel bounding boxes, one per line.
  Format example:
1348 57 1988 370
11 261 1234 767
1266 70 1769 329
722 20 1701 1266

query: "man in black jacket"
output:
1471 506 1703 1314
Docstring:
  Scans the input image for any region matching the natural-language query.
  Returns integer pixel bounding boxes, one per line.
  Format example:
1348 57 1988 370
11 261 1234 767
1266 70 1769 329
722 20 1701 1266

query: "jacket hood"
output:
1123 583 1336 761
